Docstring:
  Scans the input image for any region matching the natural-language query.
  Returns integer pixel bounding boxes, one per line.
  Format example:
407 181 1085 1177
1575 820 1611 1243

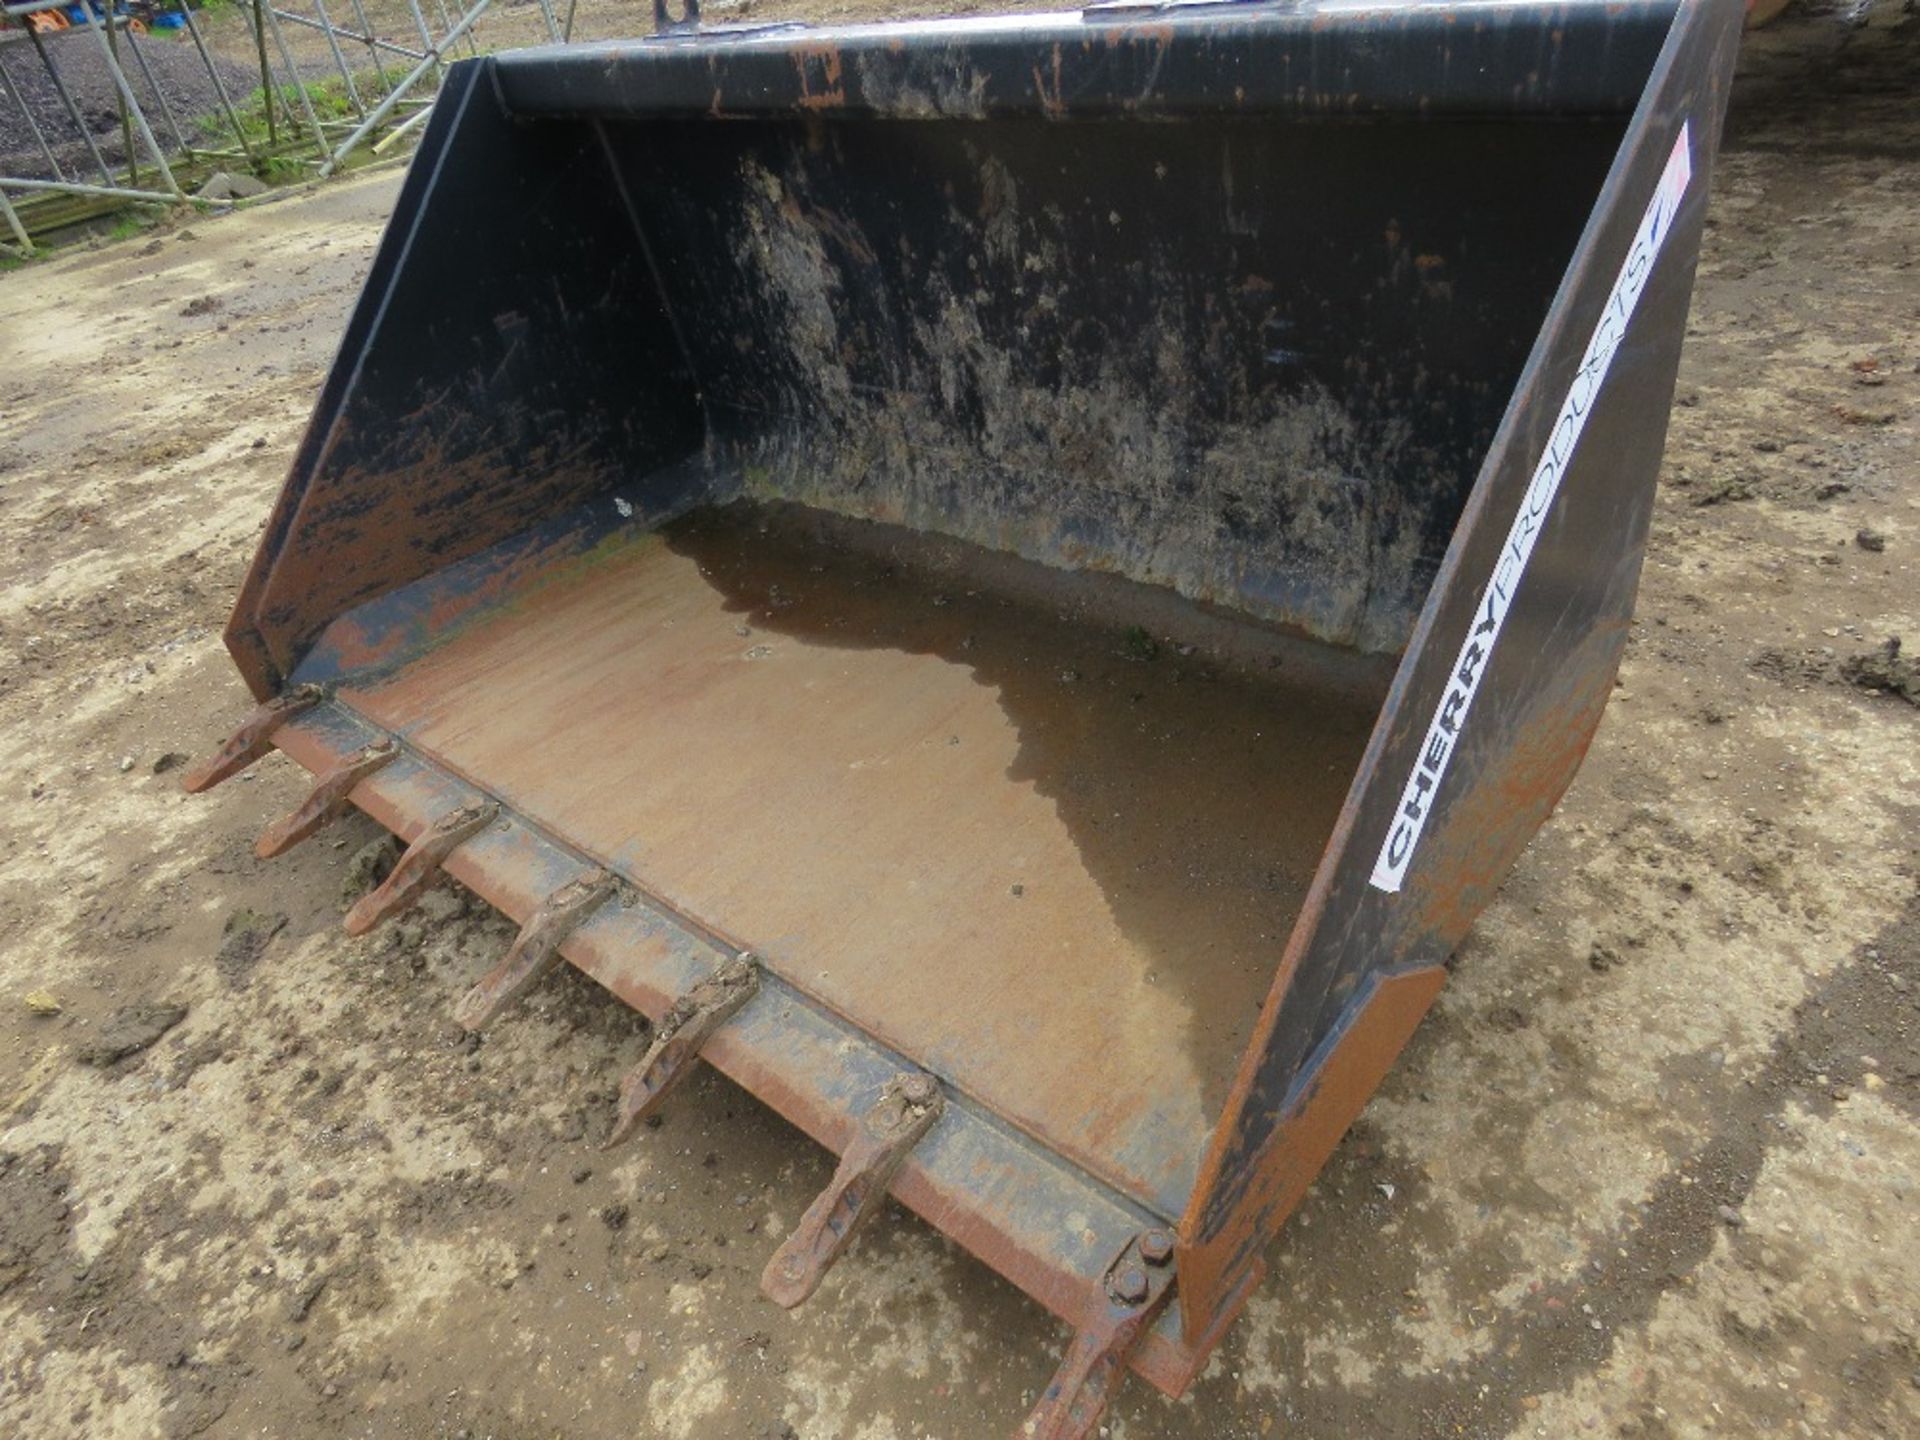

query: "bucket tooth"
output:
604 954 759 1147
761 1071 944 1309
255 739 399 859
343 801 499 937
454 869 618 1031
1016 1230 1177 1440
180 684 325 793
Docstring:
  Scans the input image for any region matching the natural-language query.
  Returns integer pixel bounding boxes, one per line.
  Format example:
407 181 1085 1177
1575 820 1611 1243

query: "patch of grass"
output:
199 73 400 177
1122 625 1159 662
102 204 170 243
228 75 361 139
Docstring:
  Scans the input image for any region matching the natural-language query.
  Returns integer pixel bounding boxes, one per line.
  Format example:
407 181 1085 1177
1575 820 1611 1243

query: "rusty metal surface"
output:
1174 965 1447 1340
605 953 759 1146
266 709 1215 1395
207 0 1745 1414
223 63 704 698
255 737 398 858
288 462 709 689
180 682 323 792
761 1071 944 1308
453 868 618 1030
1019 1230 1178 1440
341 798 499 936
335 504 1377 1217
1182 0 1745 1333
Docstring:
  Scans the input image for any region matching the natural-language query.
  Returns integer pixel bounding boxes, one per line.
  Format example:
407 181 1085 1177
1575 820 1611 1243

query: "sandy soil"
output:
1 6 1916 1439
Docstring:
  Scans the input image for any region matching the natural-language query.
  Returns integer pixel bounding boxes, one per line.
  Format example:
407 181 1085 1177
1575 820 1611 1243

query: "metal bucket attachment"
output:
197 1 1743 1430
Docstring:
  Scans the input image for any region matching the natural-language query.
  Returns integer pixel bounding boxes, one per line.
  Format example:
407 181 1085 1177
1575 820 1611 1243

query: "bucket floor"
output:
343 502 1386 1212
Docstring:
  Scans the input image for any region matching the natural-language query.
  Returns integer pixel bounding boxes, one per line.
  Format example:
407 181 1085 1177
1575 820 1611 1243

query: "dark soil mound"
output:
0 26 258 181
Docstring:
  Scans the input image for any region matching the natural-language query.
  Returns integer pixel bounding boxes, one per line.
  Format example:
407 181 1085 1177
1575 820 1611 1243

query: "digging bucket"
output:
193 1 1743 1430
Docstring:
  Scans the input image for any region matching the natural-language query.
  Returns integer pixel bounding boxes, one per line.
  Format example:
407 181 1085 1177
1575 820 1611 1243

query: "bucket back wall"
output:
603 112 1627 651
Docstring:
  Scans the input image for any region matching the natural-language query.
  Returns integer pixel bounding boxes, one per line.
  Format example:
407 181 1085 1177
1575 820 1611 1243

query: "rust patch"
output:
262 718 1280 1398
761 1072 944 1308
181 683 324 793
792 43 846 110
317 521 672 680
342 800 499 937
604 954 760 1145
453 868 618 1030
1033 44 1065 118
339 502 1388 1214
247 402 633 687
255 737 398 858
1021 1231 1178 1440
1174 964 1446 1339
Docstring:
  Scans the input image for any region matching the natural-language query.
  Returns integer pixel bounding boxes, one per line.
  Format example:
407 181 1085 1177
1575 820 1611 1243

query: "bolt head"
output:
1111 1265 1150 1306
1139 1229 1174 1265
899 1074 937 1106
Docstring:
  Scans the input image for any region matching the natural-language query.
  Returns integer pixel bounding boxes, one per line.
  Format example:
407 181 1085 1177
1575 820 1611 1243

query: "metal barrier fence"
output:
0 0 556 254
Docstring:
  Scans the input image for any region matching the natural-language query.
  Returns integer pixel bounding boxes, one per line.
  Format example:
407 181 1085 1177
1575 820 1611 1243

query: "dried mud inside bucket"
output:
340 501 1389 1213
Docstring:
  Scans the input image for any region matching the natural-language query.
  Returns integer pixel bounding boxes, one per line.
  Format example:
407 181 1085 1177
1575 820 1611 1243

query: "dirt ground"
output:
1 4 1917 1438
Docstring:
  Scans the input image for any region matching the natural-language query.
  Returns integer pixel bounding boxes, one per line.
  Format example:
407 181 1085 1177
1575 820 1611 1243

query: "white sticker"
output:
1369 123 1694 896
